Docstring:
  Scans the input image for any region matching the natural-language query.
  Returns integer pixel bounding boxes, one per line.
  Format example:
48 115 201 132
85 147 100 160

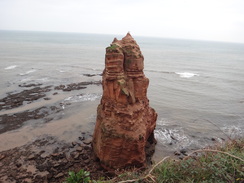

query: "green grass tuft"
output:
106 44 119 51
153 139 244 183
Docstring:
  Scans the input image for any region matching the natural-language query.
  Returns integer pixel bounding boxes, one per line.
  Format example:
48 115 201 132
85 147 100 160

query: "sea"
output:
0 30 244 160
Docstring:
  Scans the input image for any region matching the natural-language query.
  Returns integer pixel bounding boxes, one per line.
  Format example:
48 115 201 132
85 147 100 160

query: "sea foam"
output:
154 127 192 147
176 72 199 78
64 93 101 103
221 125 243 138
4 65 17 70
19 69 37 76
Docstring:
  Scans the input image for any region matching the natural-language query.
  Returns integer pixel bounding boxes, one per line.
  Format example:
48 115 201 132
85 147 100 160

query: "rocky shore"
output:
0 77 156 182
0 77 102 182
0 133 156 183
0 80 101 134
0 134 105 183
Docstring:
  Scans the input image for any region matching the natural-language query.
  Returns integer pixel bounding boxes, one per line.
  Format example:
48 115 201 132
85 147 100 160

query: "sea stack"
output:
92 33 157 170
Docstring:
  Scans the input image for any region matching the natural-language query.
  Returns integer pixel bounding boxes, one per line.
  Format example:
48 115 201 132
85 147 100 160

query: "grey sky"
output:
0 0 244 43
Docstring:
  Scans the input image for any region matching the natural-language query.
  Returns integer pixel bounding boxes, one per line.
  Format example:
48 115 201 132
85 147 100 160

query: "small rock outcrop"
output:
92 33 157 170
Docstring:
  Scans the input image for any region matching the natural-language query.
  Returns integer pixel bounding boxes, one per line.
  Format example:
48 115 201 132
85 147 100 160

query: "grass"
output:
106 44 119 51
151 139 243 183
63 169 91 183
64 139 244 183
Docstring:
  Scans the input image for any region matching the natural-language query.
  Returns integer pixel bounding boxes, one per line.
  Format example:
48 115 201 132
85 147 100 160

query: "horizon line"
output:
1 28 244 45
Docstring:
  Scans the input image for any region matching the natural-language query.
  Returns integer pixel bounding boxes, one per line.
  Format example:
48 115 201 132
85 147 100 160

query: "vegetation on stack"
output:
64 138 244 183
106 44 119 52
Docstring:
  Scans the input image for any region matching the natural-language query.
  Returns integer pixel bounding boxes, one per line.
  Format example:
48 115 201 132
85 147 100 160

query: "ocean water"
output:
0 30 244 159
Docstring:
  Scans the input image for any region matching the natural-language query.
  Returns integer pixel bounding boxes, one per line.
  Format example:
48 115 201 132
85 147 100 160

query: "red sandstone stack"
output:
92 33 157 170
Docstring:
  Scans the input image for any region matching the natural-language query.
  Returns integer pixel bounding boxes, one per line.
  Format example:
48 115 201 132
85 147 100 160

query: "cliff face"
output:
92 33 157 170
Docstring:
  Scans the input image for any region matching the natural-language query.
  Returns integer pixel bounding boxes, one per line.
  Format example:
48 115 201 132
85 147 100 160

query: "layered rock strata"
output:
93 33 157 170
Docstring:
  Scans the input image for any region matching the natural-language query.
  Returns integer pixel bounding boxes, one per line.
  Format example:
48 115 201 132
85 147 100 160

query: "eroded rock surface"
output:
93 33 157 170
0 134 106 183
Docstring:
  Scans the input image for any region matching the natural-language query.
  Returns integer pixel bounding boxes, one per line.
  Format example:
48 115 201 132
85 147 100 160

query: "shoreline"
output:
0 80 101 148
0 78 157 182
0 133 106 182
0 132 157 183
0 76 243 182
0 79 105 182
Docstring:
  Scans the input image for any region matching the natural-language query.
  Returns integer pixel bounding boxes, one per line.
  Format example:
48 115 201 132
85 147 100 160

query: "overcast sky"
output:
0 0 244 43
